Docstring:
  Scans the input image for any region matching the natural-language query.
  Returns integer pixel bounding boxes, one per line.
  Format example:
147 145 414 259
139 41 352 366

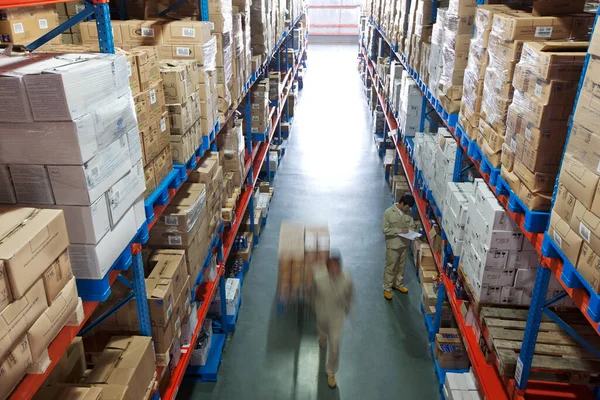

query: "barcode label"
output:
127 62 132 77
534 82 542 98
252 104 259 109
182 28 195 37
166 303 173 320
38 19 48 29
141 27 154 37
535 26 553 38
510 138 517 152
579 223 591 243
13 23 24 34
525 127 532 142
252 116 259 121
150 89 157 104
554 230 562 247
168 236 183 245
176 47 191 56
209 22 215 30
160 118 167 131
164 216 179 226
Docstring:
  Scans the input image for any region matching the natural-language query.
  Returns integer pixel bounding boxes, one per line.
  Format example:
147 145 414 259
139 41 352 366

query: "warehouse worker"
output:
382 194 416 299
313 249 354 389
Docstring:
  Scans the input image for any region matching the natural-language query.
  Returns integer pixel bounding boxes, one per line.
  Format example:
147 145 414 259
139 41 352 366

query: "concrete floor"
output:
179 42 438 400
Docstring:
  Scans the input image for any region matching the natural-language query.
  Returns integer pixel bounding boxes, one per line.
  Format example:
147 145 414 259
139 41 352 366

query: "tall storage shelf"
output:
2 0 308 398
360 1 600 399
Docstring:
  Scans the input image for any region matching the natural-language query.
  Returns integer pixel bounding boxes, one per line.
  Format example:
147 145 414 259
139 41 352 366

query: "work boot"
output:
327 375 337 388
393 286 408 293
383 290 392 300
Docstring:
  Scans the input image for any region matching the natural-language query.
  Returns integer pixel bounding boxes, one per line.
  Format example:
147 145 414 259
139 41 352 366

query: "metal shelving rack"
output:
359 1 600 398
3 0 308 399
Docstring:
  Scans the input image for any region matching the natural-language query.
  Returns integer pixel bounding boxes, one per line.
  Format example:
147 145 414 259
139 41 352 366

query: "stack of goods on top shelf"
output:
188 153 224 238
219 119 246 225
55 1 86 45
0 53 147 283
0 208 82 398
246 78 271 136
549 25 600 293
277 222 329 305
398 70 425 138
210 0 235 120
0 5 61 46
32 336 157 400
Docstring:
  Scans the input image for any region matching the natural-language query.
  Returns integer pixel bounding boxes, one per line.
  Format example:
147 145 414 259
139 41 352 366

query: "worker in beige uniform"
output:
382 194 416 300
313 249 354 389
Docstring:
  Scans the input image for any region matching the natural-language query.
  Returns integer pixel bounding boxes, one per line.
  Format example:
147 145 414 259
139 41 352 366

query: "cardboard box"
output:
434 337 470 370
161 20 212 45
0 277 46 361
567 122 600 176
160 63 189 105
146 80 166 122
42 250 73 305
144 164 157 198
512 64 578 106
520 41 586 81
518 137 563 173
491 12 572 41
153 147 173 185
514 160 556 194
559 156 600 211
549 210 583 266
117 20 162 45
0 335 33 400
0 261 11 314
106 162 146 228
147 249 188 299
553 184 577 223
145 278 174 327
577 243 600 293
86 336 155 400
69 205 138 279
0 208 69 299
43 336 86 385
532 0 586 16
570 200 600 256
518 183 552 212
27 277 78 360
33 386 103 400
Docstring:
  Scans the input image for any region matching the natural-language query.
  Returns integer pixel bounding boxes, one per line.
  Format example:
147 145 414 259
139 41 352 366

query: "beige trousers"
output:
317 314 344 377
383 246 408 291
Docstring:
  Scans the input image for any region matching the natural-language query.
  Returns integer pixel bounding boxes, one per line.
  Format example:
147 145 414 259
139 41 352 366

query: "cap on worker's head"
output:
329 248 342 264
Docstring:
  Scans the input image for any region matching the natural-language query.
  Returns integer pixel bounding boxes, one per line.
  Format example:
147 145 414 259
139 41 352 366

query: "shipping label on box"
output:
42 250 73 305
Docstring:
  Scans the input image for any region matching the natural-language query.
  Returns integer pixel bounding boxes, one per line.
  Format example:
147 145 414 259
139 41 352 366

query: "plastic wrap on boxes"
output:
203 37 217 72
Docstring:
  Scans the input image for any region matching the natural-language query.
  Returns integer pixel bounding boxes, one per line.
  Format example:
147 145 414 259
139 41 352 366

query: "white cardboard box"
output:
24 58 117 122
10 164 55 204
48 135 132 205
106 161 145 227
127 127 143 166
92 96 137 150
46 195 111 245
68 204 138 278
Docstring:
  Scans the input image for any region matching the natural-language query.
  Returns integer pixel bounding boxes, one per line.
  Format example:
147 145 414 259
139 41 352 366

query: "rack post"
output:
131 246 152 336
93 0 115 53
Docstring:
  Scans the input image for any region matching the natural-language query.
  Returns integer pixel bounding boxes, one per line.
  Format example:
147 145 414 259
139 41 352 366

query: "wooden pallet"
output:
480 307 600 384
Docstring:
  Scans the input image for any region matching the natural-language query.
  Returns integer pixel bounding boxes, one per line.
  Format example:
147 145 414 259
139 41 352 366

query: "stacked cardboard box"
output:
0 5 60 45
414 128 457 205
479 12 573 167
441 182 478 256
35 336 156 400
148 183 208 282
250 0 270 57
398 70 423 138
190 154 224 239
246 78 270 136
0 54 147 280
0 208 81 398
55 1 85 44
502 41 586 212
233 0 252 82
443 370 480 399
437 0 477 112
220 120 246 190
548 29 600 294
456 180 571 305
428 7 446 92
210 0 235 118
459 5 513 136
435 329 471 370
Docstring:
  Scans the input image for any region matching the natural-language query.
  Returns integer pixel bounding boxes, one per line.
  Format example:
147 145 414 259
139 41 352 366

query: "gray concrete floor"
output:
179 42 438 400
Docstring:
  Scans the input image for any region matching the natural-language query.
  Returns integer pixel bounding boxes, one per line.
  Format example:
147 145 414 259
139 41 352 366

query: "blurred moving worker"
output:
313 249 354 389
382 194 416 300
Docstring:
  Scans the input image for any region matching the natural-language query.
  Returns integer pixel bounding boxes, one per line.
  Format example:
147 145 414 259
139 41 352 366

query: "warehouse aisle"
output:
181 43 438 400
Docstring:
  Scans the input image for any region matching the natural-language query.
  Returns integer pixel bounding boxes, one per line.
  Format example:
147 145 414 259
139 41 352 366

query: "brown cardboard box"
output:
33 386 103 400
151 314 176 354
434 337 470 370
147 249 188 298
134 91 149 130
559 156 600 210
549 210 583 266
570 13 595 41
189 157 218 183
0 208 69 299
487 35 524 63
117 20 162 46
582 56 600 102
501 166 522 194
506 107 567 151
161 20 212 45
144 164 157 198
147 80 166 122
125 53 141 96
512 63 578 106
160 63 189 105
145 278 174 327
86 336 155 400
158 112 170 152
0 278 46 361
501 144 516 172
532 0 586 16
131 46 161 91
0 11 60 44
153 147 173 186
518 184 552 211
514 160 556 193
167 102 195 135
0 261 11 314
479 136 502 168
152 183 206 233
0 335 33 400
158 44 209 65
42 250 73 305
80 21 123 45
141 125 160 164
570 200 600 256
44 336 86 385
27 277 78 361
577 243 600 294
491 12 572 41
553 184 577 223
512 92 572 129
519 137 563 173
520 41 587 81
